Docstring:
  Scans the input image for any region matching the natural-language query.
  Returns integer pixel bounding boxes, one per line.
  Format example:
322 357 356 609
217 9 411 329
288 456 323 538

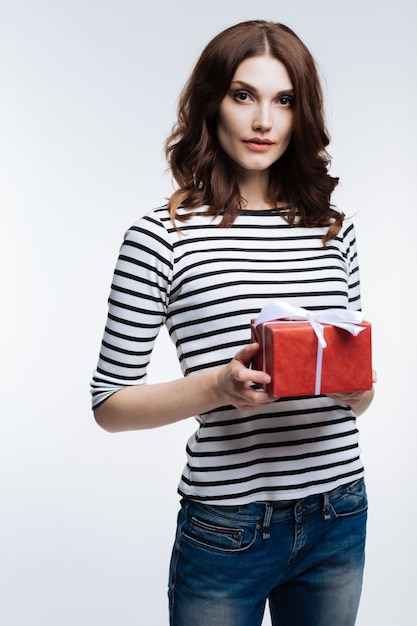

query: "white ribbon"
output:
253 301 366 395
254 301 366 348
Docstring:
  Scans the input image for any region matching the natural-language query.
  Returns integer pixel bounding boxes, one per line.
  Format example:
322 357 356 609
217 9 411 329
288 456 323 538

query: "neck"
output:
238 169 272 210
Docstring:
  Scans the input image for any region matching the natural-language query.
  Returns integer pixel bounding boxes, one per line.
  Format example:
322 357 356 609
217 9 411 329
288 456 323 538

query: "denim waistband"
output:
268 478 362 510
186 478 364 525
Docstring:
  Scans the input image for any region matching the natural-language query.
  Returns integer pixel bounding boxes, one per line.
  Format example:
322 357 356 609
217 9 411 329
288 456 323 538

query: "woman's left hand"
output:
327 370 377 415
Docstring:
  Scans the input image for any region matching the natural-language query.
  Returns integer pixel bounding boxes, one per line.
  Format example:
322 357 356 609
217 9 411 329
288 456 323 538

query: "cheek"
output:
278 121 294 150
216 117 236 155
217 103 242 137
284 127 294 145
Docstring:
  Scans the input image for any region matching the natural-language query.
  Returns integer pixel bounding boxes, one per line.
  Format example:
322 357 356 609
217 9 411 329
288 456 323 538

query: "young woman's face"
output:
217 55 294 175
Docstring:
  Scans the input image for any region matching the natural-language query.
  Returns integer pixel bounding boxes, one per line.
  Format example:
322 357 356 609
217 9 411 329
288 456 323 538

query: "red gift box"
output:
251 313 372 398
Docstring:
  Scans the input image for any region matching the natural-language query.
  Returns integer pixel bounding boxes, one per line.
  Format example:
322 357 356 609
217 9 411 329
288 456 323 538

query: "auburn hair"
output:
165 20 343 244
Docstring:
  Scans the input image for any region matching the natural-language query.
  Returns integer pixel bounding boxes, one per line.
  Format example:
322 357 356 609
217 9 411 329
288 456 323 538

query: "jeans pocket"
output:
181 505 257 553
330 479 368 518
188 516 245 549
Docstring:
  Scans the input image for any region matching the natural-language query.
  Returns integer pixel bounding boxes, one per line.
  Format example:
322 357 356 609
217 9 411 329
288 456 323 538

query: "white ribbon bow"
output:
254 301 366 349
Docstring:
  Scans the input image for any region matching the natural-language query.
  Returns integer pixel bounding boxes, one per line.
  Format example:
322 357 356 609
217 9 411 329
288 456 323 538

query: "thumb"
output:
234 342 261 366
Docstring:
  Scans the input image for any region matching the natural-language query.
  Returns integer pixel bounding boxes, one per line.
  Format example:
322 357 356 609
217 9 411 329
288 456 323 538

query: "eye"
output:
277 95 294 107
233 90 253 103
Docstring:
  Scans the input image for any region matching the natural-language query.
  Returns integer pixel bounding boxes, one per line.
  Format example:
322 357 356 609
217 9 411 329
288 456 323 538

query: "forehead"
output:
231 54 293 90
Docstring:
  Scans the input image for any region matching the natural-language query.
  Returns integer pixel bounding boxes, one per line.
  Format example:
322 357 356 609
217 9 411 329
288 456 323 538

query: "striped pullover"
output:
90 205 365 504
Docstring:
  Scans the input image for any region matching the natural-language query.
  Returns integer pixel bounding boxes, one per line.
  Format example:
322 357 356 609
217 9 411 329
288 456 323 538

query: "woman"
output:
91 20 375 626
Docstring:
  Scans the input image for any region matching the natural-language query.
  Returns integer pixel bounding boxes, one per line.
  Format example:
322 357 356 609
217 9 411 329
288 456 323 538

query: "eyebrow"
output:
230 80 294 96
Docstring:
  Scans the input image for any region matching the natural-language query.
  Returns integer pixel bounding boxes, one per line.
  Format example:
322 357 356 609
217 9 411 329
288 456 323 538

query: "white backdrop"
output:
1 0 416 624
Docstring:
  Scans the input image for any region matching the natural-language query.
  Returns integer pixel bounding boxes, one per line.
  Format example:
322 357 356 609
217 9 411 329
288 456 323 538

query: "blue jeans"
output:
168 478 367 626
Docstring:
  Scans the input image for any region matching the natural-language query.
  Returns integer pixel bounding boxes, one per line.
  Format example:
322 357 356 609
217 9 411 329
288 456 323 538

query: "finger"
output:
233 343 270 380
235 341 264 364
234 368 271 390
233 387 276 409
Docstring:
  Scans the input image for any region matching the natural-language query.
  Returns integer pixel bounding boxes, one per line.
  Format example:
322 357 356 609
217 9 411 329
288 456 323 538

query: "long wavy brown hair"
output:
165 20 343 244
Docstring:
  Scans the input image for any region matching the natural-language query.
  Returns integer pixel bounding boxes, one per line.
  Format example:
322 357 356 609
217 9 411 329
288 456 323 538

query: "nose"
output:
253 103 272 132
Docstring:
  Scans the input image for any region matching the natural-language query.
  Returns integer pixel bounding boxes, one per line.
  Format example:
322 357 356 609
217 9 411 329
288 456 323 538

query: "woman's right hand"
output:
214 342 277 410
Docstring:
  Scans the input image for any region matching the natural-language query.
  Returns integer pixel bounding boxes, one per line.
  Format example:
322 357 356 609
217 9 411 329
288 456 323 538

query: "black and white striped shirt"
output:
91 205 364 504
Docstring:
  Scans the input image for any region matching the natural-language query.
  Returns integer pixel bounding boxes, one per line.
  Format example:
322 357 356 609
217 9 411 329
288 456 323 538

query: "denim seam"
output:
169 501 190 622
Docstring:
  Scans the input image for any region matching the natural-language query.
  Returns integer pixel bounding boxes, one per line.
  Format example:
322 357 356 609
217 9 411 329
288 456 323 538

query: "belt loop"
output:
322 492 331 521
262 504 273 539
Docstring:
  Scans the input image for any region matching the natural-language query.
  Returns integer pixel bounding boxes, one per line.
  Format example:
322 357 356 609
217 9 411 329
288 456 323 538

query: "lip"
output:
243 138 274 152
